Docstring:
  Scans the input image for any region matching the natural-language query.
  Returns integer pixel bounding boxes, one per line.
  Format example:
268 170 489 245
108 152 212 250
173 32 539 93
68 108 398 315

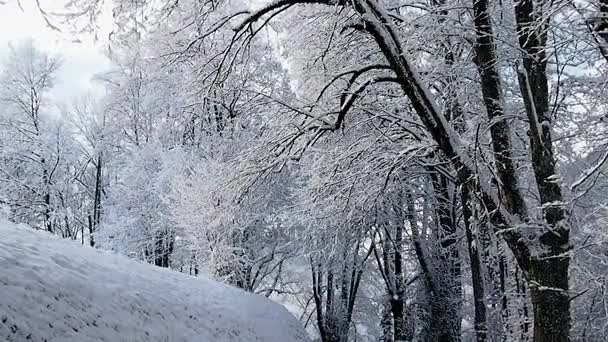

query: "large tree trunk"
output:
513 1 571 340
471 0 528 219
391 299 408 342
528 258 570 342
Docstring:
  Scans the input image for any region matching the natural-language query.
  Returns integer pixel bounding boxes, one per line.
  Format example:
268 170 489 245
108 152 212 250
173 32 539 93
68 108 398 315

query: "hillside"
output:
0 221 310 342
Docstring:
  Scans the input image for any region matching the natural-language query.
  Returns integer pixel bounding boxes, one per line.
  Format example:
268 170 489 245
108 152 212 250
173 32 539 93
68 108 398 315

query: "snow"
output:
0 221 310 342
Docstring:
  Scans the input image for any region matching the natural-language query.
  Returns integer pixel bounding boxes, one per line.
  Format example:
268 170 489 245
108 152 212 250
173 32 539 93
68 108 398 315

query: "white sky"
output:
0 1 112 105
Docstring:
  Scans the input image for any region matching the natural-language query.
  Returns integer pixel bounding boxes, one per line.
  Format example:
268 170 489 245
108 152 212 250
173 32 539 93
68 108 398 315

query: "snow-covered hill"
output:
0 221 310 342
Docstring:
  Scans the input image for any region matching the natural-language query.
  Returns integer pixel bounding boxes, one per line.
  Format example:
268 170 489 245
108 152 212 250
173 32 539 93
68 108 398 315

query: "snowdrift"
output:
0 221 310 342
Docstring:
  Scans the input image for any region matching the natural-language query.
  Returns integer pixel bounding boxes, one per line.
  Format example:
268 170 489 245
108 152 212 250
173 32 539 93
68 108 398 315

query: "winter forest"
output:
1 0 608 341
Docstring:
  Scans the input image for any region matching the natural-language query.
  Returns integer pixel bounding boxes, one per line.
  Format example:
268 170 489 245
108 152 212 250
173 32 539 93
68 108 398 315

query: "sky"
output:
0 1 112 105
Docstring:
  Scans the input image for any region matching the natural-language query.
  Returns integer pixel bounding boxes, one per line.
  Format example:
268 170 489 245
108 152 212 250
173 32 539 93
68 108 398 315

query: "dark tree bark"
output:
515 265 531 340
90 154 103 247
311 241 369 342
595 0 608 43
404 188 459 342
373 201 413 342
472 0 528 219
406 193 434 342
430 175 462 342
385 214 411 342
448 78 487 342
436 10 487 335
42 160 53 233
514 1 571 341
381 299 394 342
499 253 511 340
146 229 174 268
461 179 488 342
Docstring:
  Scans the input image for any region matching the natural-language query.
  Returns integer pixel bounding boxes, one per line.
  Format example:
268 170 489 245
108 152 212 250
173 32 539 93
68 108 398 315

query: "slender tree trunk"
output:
461 179 488 342
88 215 94 247
90 154 103 247
43 191 52 232
42 163 52 233
406 191 433 342
431 175 462 342
499 253 510 341
391 203 411 342
311 258 359 342
515 265 530 340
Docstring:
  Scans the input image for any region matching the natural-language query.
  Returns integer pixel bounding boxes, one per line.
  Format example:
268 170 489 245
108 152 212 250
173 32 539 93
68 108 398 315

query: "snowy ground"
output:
0 221 310 342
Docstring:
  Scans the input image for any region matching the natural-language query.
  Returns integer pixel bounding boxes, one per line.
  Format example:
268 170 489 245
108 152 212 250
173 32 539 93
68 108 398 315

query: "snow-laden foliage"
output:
3 0 608 341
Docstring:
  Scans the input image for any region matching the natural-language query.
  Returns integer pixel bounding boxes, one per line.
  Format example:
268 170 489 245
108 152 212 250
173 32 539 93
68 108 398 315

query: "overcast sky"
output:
0 1 112 105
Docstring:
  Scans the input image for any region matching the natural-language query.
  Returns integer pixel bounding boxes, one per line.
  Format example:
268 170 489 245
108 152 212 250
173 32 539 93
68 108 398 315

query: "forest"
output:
1 0 608 341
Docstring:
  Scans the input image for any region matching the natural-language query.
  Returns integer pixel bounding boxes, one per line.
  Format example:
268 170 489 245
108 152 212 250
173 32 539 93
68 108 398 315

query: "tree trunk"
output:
311 255 362 342
515 265 531 340
461 180 488 342
513 1 571 340
42 162 53 233
88 215 94 248
152 230 173 268
391 300 407 342
405 191 439 342
528 257 570 342
431 175 462 342
499 253 511 341
381 299 394 342
390 200 411 342
90 154 103 247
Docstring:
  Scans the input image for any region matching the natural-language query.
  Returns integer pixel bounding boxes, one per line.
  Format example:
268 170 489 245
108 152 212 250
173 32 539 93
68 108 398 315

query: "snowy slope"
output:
0 221 310 342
